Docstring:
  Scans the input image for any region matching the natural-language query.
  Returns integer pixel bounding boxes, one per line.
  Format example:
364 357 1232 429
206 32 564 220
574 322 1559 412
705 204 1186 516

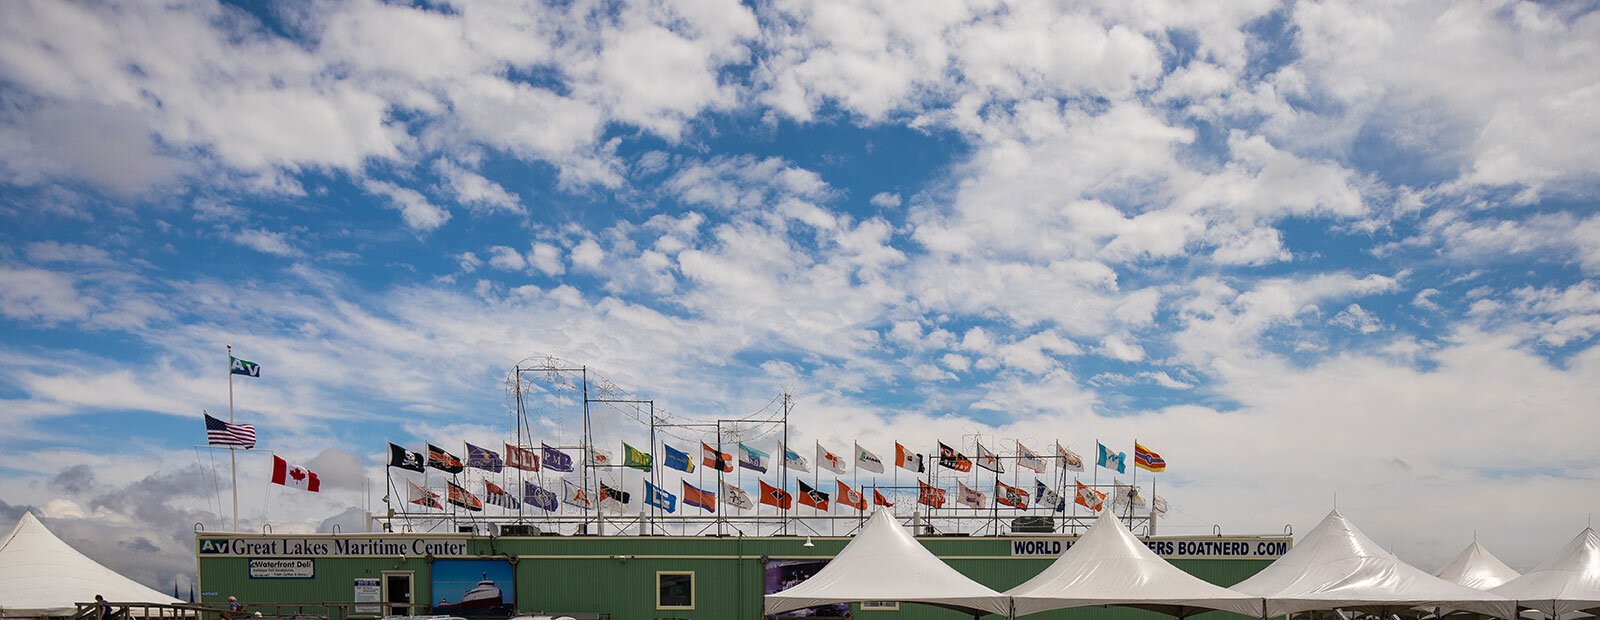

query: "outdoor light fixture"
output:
803 536 815 548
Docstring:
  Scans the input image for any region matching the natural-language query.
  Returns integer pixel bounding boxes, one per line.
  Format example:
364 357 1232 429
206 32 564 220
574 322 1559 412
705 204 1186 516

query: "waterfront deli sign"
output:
248 559 314 578
1011 537 1290 559
200 537 471 557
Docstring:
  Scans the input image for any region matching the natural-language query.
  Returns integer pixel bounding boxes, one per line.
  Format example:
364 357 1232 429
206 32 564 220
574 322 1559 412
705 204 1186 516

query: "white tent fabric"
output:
1231 510 1515 618
763 509 1011 617
1007 509 1264 617
1490 528 1600 616
1435 541 1521 590
0 512 183 617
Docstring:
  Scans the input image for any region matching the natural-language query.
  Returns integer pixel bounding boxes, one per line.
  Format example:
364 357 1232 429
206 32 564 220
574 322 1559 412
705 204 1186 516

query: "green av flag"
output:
623 442 653 472
230 356 261 377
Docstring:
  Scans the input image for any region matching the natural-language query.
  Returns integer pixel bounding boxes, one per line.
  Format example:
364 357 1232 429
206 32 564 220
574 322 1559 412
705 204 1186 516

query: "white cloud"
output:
230 228 299 257
1097 333 1145 362
0 267 92 323
433 160 522 215
1330 303 1383 334
362 180 450 232
485 246 526 271
527 242 564 276
869 192 901 208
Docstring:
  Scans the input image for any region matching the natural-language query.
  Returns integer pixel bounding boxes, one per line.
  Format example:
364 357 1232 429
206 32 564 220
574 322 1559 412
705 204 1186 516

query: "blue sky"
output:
1 0 1598 591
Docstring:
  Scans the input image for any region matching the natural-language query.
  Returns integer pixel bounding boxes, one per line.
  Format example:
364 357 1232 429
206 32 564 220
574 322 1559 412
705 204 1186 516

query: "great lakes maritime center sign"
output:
198 537 471 557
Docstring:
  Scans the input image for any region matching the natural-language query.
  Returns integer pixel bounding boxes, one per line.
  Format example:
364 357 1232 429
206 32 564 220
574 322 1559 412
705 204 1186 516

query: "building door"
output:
381 572 413 616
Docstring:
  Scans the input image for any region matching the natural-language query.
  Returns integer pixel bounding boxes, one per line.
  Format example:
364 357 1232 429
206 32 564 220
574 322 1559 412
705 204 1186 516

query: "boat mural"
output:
431 559 515 616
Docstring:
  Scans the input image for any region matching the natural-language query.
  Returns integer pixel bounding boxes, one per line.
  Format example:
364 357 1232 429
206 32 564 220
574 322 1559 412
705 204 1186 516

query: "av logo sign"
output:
198 538 232 554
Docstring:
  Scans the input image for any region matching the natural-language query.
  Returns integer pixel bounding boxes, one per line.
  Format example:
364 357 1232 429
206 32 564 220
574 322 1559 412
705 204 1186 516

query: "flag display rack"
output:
374 355 1170 538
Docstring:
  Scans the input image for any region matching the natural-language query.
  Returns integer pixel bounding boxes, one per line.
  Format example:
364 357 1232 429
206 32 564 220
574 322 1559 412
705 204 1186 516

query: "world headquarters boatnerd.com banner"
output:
1010 537 1291 559
198 537 471 557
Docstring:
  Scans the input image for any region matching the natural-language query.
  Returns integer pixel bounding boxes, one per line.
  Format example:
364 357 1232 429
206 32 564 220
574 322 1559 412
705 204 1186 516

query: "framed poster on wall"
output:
431 559 515 617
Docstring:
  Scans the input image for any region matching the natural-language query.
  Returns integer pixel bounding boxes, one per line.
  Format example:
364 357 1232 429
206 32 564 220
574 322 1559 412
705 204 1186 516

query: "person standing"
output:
94 595 112 620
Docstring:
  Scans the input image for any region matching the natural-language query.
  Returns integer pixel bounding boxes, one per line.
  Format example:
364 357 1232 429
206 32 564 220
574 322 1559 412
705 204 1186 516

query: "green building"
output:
195 529 1290 619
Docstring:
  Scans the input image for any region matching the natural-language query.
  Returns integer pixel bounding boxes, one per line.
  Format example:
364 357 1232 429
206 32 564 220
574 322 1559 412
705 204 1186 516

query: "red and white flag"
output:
1074 480 1106 512
816 442 847 474
836 480 866 511
504 443 540 471
270 456 320 492
873 489 894 508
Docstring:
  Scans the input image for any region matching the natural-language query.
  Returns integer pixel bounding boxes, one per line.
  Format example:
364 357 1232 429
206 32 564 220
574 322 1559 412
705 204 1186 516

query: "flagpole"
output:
226 344 239 532
780 392 789 536
1148 474 1158 536
1129 439 1138 530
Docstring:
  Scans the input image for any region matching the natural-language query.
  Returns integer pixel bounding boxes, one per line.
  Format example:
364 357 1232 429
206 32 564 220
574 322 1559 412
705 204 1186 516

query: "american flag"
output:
204 413 256 448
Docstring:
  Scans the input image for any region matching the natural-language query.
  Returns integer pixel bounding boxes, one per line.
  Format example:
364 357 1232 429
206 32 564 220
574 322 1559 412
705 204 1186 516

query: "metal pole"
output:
581 367 591 534
715 420 724 537
649 401 657 535
226 344 238 532
781 392 790 535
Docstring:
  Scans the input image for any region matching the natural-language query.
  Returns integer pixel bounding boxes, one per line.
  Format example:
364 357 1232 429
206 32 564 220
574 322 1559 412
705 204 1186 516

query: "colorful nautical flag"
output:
447 481 483 511
682 481 716 513
229 356 260 377
644 481 677 513
562 480 591 508
1096 442 1126 474
975 441 1004 473
504 443 538 471
854 443 885 474
957 481 986 509
542 444 573 472
1134 442 1166 472
895 443 925 473
270 456 320 492
917 481 946 508
1016 443 1046 473
816 442 847 474
203 413 256 448
797 480 830 510
721 481 754 510
1056 442 1084 472
623 442 653 472
784 445 810 472
388 443 424 472
1035 479 1065 512
484 480 519 510
758 480 792 510
701 442 733 473
427 444 465 474
407 481 441 510
996 480 1029 509
737 443 769 473
590 447 614 467
873 489 894 508
836 480 866 510
938 442 972 472
1075 480 1107 511
663 443 695 473
600 481 631 511
465 443 503 473
523 481 558 512
1112 479 1145 510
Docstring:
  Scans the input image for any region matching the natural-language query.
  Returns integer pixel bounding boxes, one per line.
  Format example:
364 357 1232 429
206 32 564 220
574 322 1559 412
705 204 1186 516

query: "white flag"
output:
1152 495 1169 516
721 481 754 510
854 443 885 474
816 441 847 474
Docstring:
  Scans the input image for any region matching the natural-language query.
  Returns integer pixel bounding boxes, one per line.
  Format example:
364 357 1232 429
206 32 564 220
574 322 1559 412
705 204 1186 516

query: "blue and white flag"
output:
784 445 810 472
1096 442 1126 474
644 480 677 513
738 443 769 473
663 443 695 473
562 480 591 508
523 481 558 512
465 443 503 473
1034 478 1065 513
542 443 574 472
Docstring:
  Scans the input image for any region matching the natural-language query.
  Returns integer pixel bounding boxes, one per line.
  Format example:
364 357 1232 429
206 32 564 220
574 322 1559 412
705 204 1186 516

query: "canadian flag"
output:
271 456 320 492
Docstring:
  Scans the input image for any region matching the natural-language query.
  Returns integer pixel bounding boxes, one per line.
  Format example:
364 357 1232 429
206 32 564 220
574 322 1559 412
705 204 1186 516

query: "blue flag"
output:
663 443 695 473
738 443 769 473
465 443 503 473
1096 442 1126 474
542 443 574 472
523 481 558 512
644 480 677 513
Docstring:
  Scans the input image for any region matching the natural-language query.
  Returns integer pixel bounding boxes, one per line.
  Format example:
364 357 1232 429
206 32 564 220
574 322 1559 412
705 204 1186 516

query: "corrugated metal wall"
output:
198 534 1278 619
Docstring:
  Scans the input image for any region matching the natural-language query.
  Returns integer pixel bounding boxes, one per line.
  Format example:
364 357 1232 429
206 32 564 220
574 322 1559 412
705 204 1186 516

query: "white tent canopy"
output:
0 512 183 617
1490 528 1600 616
1231 510 1516 618
1436 541 1521 590
763 509 1012 617
1007 509 1264 618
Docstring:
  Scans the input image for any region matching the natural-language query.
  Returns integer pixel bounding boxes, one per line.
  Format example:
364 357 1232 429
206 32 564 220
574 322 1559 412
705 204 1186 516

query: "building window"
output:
861 601 901 611
656 571 694 610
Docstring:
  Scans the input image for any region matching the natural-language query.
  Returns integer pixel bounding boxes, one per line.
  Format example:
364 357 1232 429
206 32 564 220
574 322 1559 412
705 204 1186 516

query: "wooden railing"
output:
71 601 214 620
